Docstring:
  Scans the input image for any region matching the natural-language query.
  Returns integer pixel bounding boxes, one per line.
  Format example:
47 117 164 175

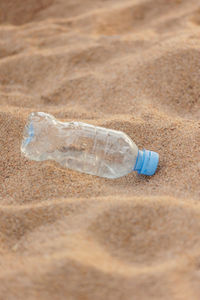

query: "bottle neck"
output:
133 150 144 173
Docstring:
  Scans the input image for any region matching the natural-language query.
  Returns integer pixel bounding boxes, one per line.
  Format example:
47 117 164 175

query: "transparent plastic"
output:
21 112 139 179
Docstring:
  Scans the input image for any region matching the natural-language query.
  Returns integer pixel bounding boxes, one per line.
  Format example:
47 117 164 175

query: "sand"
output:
0 0 200 299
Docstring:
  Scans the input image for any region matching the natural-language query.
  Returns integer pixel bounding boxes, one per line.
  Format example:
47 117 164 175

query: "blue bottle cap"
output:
133 149 159 176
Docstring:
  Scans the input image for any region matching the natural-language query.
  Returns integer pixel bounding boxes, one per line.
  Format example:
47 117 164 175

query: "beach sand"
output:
0 0 200 299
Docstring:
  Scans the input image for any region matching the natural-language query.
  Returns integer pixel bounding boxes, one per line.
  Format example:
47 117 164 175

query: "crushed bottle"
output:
21 112 159 179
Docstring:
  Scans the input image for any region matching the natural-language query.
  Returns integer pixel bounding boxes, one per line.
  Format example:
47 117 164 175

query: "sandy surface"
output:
0 0 200 299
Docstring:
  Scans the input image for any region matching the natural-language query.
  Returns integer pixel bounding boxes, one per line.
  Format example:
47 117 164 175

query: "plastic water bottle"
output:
21 112 159 179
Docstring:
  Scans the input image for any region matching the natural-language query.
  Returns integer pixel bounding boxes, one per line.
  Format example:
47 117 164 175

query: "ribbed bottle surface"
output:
21 112 139 179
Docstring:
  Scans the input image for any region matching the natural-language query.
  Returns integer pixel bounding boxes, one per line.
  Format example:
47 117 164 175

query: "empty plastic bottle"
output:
21 112 159 179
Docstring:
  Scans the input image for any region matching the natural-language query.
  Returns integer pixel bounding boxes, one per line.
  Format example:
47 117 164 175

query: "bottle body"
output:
21 112 139 179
